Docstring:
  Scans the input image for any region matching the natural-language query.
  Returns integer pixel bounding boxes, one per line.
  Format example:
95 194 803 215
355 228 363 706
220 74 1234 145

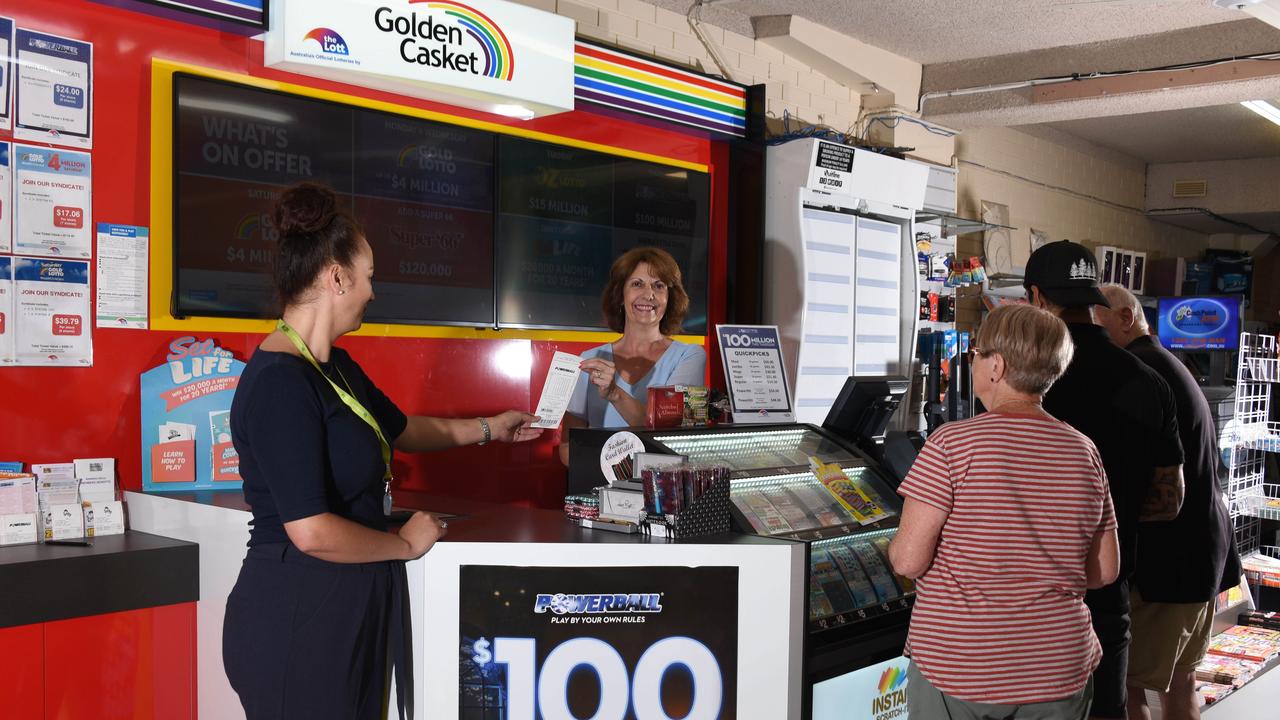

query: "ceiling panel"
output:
1036 101 1280 162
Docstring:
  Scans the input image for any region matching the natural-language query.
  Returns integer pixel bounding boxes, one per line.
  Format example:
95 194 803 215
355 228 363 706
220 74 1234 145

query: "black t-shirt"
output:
1043 324 1184 614
231 347 408 547
1126 335 1241 602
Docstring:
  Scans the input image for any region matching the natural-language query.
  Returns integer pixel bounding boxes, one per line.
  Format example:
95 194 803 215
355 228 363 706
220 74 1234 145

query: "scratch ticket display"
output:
852 540 902 602
762 486 818 531
826 545 879 609
872 535 914 594
809 575 835 620
736 488 793 535
811 549 856 614
787 483 856 527
809 457 889 524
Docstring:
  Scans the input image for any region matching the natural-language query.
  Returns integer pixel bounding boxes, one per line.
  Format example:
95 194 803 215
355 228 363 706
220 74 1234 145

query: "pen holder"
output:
670 477 731 538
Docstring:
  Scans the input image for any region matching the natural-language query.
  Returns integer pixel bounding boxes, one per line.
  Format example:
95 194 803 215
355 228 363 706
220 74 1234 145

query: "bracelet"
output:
477 417 491 445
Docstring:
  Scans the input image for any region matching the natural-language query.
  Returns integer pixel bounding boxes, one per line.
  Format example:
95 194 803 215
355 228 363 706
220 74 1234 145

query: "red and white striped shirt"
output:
899 411 1117 705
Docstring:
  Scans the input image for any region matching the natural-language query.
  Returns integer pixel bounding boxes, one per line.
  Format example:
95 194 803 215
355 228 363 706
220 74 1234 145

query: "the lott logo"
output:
304 27 350 55
374 0 515 79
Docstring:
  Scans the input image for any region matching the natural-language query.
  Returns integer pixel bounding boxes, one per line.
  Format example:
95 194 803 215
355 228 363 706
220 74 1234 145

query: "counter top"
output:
0 530 199 628
128 489 790 547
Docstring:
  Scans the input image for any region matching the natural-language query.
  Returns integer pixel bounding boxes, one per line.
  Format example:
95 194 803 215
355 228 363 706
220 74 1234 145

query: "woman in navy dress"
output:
222 182 539 719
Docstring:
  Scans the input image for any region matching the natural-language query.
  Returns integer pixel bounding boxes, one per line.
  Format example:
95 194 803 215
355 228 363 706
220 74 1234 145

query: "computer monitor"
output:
822 376 910 452
1157 296 1241 351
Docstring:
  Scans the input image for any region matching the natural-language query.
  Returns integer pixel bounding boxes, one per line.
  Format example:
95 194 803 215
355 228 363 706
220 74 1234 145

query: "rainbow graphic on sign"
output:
235 214 260 240
409 0 514 80
878 665 906 694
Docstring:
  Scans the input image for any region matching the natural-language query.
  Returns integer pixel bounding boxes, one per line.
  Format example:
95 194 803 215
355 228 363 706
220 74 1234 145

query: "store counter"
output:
125 489 806 720
0 530 199 718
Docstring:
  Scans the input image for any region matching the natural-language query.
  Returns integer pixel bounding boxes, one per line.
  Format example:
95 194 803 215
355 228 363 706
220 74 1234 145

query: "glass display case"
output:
644 424 914 635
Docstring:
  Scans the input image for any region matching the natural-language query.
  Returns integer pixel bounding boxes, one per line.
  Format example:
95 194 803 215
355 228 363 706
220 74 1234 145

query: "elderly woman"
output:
558 247 706 460
889 303 1120 719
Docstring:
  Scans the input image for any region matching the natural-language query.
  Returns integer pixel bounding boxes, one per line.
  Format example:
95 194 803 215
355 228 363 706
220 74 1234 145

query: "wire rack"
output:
1229 333 1279 559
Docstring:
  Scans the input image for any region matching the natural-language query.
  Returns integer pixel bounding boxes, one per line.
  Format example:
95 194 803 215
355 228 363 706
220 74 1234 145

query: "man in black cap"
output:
1097 284 1240 720
1025 240 1185 720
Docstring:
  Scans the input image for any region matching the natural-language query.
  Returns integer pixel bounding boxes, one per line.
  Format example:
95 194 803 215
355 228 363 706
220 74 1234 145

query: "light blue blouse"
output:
565 341 707 428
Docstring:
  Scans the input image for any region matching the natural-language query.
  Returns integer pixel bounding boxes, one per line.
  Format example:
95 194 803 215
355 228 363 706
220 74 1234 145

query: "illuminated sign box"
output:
265 0 575 119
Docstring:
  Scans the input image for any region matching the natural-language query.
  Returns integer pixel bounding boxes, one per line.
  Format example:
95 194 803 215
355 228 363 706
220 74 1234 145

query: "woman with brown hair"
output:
559 247 706 445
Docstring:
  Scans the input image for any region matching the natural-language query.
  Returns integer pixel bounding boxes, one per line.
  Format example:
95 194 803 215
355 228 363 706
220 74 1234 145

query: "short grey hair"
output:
975 304 1075 395
1100 284 1149 332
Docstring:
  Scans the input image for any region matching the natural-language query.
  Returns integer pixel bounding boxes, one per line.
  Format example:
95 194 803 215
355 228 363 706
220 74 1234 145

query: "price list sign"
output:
716 325 794 423
13 144 91 258
460 565 739 720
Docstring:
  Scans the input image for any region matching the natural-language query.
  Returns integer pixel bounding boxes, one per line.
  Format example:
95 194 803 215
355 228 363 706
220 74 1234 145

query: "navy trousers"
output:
223 543 408 720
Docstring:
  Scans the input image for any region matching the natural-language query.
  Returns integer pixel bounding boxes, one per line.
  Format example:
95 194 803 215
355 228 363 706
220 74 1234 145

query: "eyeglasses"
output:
966 347 992 362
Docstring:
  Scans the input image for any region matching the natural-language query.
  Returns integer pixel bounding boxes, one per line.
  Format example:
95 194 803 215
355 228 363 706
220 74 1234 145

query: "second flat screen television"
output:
172 73 709 332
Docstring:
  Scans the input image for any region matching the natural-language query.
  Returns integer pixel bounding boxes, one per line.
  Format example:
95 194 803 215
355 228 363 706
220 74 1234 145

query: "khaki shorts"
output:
1127 589 1213 693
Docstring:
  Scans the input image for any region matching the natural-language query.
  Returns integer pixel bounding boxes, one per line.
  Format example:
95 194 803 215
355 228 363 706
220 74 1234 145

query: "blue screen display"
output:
1157 296 1240 350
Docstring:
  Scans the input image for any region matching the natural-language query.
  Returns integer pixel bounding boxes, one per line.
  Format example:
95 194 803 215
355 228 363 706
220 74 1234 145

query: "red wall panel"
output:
0 624 43 718
43 603 195 720
0 1 729 508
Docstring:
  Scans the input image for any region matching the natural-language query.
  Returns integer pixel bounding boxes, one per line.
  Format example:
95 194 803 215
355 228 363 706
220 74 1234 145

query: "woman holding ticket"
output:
558 247 706 462
222 182 539 720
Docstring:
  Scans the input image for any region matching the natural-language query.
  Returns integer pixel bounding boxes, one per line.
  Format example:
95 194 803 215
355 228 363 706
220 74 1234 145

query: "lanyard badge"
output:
278 320 394 516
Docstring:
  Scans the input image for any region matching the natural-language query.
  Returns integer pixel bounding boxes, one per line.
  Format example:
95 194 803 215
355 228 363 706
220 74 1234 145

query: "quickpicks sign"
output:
266 0 574 118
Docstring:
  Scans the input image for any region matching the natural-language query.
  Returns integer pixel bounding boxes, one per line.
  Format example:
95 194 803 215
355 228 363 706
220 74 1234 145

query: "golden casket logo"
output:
374 0 515 79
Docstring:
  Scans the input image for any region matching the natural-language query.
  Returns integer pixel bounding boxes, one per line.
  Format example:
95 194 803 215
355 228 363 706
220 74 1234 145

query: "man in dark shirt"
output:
1097 284 1241 720
1026 241 1185 720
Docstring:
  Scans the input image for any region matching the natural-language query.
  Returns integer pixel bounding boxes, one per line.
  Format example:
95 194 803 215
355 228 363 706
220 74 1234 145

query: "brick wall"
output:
512 0 863 136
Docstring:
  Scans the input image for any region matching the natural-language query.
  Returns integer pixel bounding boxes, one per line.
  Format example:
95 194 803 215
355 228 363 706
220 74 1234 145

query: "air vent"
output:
1173 179 1208 198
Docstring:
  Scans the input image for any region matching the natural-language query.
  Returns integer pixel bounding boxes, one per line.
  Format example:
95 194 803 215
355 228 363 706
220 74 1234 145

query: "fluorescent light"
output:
492 104 535 120
1241 100 1280 126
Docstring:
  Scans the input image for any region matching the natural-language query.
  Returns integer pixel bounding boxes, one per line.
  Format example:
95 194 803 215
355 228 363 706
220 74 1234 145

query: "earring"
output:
338 290 345 295
990 376 996 383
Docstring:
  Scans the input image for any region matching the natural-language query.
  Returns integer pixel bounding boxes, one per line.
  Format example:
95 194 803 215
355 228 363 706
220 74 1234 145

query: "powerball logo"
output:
534 593 663 614
304 27 350 55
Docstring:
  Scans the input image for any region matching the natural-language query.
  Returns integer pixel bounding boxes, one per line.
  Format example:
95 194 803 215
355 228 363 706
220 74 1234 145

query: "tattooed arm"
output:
1138 464 1184 522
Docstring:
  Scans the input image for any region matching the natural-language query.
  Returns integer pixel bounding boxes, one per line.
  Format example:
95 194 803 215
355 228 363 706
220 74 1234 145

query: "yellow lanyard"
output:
278 320 394 516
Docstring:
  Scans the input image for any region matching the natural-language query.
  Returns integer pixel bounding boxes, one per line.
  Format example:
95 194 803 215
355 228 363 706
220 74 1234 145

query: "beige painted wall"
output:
955 125 1206 269
1147 157 1280 215
510 0 862 136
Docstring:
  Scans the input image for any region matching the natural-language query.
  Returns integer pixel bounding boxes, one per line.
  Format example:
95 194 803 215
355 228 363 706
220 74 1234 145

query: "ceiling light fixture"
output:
1240 99 1280 126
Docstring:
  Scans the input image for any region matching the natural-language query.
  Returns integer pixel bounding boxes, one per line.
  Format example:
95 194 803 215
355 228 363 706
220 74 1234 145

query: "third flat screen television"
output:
1156 296 1240 351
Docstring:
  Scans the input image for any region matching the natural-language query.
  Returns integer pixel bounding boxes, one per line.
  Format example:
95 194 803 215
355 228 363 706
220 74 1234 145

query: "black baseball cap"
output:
1024 240 1110 308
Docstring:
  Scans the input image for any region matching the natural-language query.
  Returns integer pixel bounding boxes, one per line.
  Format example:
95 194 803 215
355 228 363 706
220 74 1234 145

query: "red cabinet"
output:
2 603 195 720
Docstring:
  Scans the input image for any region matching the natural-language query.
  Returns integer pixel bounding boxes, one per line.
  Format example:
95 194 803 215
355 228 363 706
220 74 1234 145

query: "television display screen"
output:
1156 296 1240 351
173 73 495 324
174 74 709 331
495 135 710 332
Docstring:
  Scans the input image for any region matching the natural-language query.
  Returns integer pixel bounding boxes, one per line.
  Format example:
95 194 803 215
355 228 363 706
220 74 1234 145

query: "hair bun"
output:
274 182 337 239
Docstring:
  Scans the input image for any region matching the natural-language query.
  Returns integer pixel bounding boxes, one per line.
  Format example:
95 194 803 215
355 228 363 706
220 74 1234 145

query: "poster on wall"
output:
0 141 11 253
140 337 245 492
95 223 148 329
0 17 12 132
0 256 13 365
14 144 91 258
14 28 92 149
460 564 739 719
13 256 91 366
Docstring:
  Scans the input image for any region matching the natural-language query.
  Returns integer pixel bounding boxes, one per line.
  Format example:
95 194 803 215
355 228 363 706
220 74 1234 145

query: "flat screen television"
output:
1156 295 1241 351
172 73 710 332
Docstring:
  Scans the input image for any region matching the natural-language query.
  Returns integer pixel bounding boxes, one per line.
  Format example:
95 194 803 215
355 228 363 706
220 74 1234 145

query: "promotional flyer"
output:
14 144 92 258
14 28 92 148
0 256 12 365
0 141 11 252
460 564 739 719
13 256 91 366
140 336 245 491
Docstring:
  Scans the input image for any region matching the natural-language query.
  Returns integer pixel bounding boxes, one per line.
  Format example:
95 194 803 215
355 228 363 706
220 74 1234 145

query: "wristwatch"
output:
477 417 491 445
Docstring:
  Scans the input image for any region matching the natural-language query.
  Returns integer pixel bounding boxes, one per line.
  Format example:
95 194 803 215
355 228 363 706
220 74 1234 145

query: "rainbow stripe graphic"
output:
878 666 906 694
409 0 514 80
235 215 260 240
